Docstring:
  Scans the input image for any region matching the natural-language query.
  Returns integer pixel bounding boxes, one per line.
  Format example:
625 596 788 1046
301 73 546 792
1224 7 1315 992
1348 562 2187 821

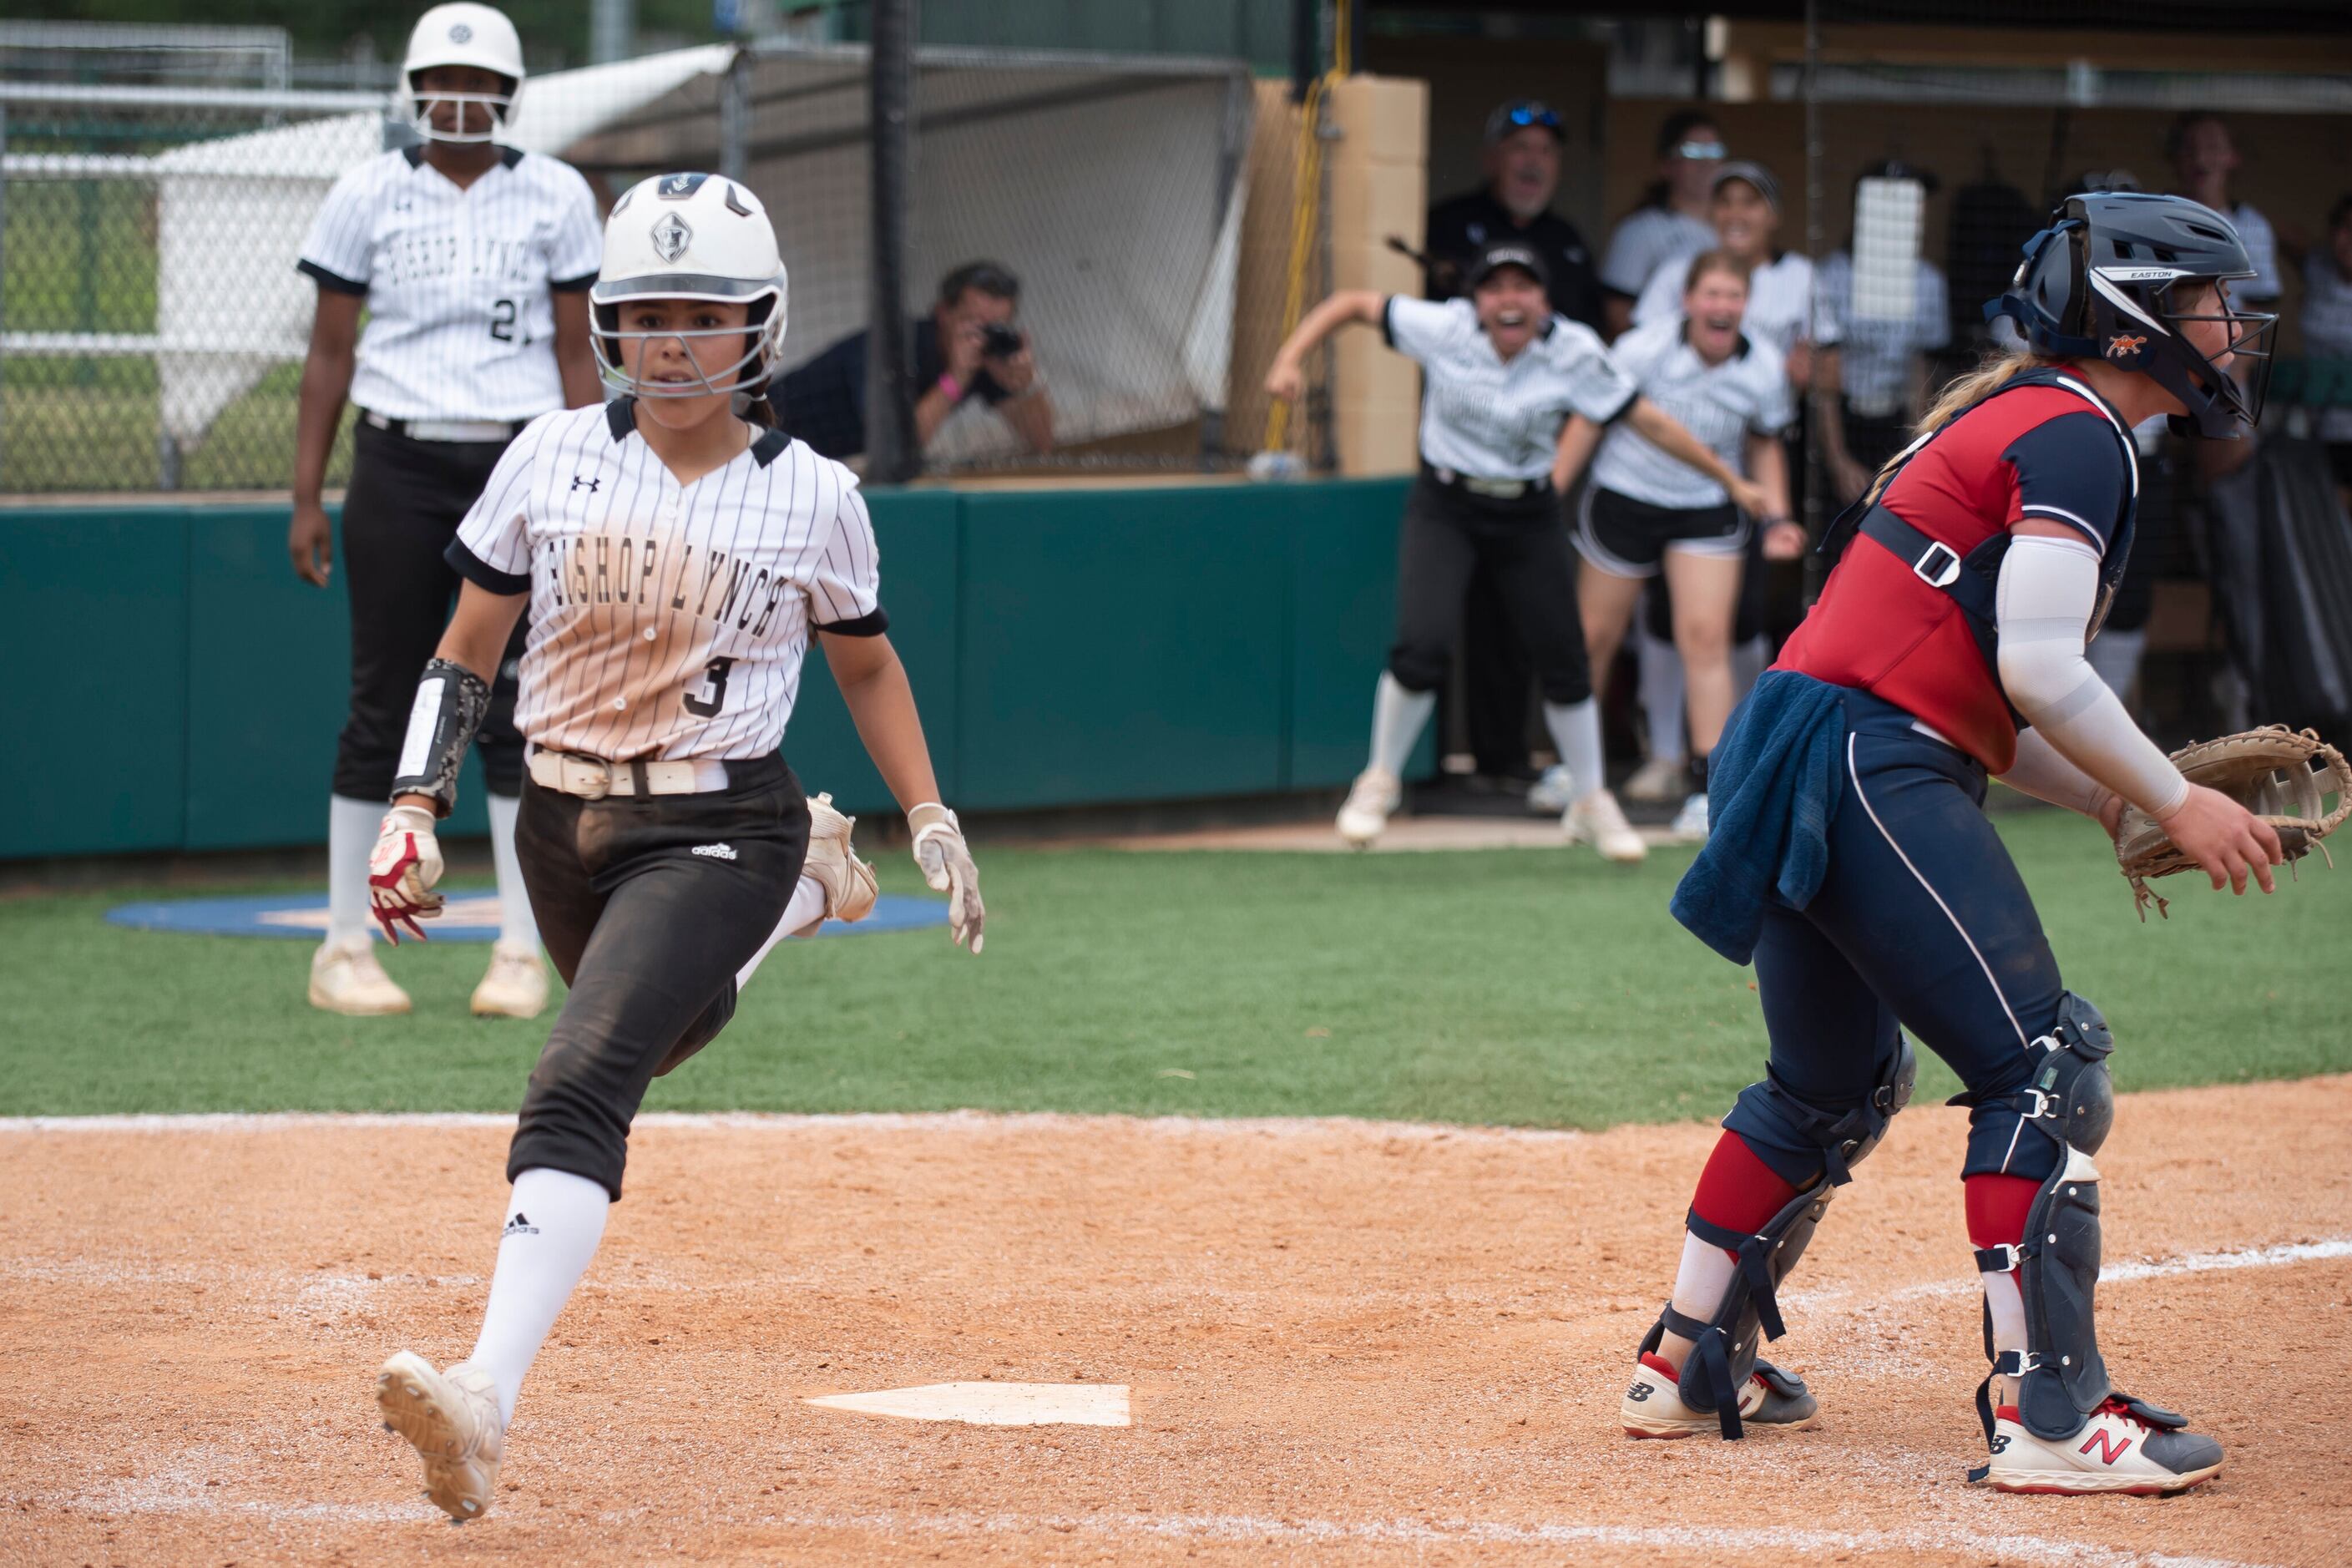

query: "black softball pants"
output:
1389 477 1593 706
334 419 529 800
508 756 811 1199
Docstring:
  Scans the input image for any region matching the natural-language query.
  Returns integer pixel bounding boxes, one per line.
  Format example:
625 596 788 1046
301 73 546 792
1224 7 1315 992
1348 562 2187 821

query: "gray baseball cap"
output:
1712 160 1781 211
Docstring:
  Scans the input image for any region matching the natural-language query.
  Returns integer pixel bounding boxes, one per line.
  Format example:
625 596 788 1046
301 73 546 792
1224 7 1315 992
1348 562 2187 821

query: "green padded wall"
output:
0 506 190 858
2 477 1416 857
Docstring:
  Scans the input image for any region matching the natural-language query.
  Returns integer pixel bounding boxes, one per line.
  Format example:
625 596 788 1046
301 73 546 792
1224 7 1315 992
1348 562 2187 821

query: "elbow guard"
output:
389 658 493 817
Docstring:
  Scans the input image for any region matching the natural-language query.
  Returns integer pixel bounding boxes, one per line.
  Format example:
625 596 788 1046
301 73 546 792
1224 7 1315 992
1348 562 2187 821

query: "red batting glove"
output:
367 805 446 943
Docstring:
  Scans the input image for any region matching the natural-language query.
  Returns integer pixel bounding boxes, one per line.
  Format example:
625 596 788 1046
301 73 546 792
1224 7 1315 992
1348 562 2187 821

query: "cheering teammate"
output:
1562 251 1797 839
1265 240 1769 857
1620 194 2281 1495
291 3 601 1020
363 172 985 1522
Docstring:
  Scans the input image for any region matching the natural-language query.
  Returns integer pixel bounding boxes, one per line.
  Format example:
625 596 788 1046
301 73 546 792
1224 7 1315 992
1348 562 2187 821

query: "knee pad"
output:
1651 1038 1915 1439
1386 645 1446 696
1969 992 2121 1440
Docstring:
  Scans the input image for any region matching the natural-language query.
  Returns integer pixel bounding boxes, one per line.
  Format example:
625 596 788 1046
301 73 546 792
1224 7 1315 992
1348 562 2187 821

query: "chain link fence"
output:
0 28 1287 493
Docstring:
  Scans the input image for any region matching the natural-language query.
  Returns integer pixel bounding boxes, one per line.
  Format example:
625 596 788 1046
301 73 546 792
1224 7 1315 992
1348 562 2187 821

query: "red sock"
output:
1690 1131 1803 1247
1964 1173 2040 1252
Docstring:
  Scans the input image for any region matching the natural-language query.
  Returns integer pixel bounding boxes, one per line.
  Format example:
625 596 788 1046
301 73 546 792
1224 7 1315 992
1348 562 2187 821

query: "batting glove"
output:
908 802 984 955
367 804 446 944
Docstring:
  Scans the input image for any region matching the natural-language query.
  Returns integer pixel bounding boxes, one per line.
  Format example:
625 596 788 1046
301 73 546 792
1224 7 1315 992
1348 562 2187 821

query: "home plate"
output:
804 1382 1130 1427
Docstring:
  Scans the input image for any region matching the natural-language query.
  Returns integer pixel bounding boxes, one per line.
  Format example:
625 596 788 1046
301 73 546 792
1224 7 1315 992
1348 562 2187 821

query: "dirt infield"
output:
3 1080 2348 1567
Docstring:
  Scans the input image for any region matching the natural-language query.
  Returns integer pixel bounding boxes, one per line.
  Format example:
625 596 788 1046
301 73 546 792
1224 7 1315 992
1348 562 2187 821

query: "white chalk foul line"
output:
0 1107 1596 1141
1786 1237 2352 1315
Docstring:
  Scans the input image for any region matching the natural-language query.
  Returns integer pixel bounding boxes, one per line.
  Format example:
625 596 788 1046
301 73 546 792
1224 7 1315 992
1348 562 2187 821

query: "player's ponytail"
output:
1863 346 2064 504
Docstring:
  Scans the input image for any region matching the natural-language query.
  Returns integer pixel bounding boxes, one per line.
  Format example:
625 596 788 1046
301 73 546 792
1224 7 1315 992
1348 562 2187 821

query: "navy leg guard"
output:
1646 1038 1916 1439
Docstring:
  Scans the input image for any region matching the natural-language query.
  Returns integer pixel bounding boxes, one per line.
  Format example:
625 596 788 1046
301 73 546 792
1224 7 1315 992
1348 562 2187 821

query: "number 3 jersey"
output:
448 398 889 761
297 146 603 422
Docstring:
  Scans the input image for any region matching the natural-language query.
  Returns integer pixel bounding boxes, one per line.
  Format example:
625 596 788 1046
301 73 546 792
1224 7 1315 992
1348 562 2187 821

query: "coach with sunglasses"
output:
1425 100 1605 332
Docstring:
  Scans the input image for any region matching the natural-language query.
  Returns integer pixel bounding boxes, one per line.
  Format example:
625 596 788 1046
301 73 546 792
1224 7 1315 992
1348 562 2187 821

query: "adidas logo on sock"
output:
503 1212 539 1237
692 843 738 860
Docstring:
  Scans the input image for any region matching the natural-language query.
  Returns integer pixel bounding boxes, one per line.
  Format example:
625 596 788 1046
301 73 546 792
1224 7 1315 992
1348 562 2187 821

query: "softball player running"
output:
362 172 984 1523
1563 251 1798 839
1265 239 1770 857
291 3 602 1020
1621 194 2281 1495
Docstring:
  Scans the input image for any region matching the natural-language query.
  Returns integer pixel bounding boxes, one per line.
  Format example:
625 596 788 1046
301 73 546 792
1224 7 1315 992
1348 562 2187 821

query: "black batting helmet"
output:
1985 191 2274 438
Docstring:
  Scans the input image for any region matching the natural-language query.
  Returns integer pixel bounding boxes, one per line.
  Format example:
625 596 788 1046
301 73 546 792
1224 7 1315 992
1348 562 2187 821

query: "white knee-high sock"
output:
1540 698 1607 802
328 795 382 946
736 876 830 989
1980 1267 2028 1399
463 1166 609 1425
485 792 539 950
1637 624 1687 766
1368 672 1436 778
1732 634 1770 704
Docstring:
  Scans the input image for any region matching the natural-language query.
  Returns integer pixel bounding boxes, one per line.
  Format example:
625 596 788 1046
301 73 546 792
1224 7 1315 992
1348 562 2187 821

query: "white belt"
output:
529 748 731 800
364 411 519 443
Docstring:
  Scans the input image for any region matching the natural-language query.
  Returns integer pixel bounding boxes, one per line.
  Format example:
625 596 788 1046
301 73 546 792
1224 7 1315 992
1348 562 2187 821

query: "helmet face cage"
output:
1991 195 2276 438
591 292 786 400
407 75 516 144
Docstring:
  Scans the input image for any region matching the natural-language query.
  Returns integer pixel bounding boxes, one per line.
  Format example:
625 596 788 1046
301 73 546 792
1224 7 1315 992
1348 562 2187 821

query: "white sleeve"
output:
451 422 550 590
1631 262 1679 328
1994 534 2188 817
548 164 605 289
1918 264 1951 352
809 470 885 632
1599 215 1657 297
1997 726 2114 817
296 164 376 295
1803 261 1844 348
1749 344 1796 435
1382 296 1460 366
1553 324 1638 424
2234 206 2282 301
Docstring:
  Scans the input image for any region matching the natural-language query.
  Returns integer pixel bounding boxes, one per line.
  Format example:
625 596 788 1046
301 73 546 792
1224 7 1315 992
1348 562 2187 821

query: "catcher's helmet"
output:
402 3 524 144
1985 191 2274 438
589 173 788 400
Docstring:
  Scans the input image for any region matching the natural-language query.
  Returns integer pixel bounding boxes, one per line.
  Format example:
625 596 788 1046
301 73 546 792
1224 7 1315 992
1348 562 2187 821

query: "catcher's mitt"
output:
2115 726 2352 918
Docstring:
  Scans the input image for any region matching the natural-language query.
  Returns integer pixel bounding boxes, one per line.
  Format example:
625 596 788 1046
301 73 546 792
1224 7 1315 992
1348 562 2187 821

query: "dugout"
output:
8 3 2352 862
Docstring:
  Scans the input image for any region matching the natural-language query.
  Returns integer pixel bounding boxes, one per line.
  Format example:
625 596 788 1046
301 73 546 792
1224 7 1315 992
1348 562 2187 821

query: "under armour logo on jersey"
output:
448 22 473 41
572 474 601 492
2106 333 2147 360
503 1212 538 1237
651 213 693 263
692 843 738 860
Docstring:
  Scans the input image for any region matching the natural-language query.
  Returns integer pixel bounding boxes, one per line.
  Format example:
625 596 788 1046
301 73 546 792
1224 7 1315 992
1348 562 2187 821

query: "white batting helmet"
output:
590 173 790 400
402 3 525 144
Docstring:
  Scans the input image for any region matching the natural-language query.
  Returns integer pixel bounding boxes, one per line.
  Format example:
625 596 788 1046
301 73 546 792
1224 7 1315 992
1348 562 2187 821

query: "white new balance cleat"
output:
377 1352 506 1522
1975 1399 2223 1495
470 940 548 1019
1621 756 1685 803
1564 788 1648 862
1670 792 1711 841
797 792 879 934
1621 1352 1817 1439
1336 766 1402 847
309 934 411 1016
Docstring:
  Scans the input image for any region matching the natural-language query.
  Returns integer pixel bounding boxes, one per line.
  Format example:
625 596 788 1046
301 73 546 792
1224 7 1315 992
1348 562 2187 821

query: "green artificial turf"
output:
1 807 2344 1124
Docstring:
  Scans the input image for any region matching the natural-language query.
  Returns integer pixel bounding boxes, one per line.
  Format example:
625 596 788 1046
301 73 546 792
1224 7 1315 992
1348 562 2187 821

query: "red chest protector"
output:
1778 371 2137 773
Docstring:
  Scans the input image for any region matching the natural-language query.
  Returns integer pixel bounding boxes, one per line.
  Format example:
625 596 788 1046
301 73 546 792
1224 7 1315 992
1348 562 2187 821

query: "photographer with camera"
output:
769 260 1053 463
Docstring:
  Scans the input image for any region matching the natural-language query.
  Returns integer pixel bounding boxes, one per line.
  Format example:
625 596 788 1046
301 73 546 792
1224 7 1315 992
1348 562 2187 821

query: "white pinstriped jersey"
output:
451 400 887 761
1591 318 1790 510
297 146 602 422
1383 296 1637 481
